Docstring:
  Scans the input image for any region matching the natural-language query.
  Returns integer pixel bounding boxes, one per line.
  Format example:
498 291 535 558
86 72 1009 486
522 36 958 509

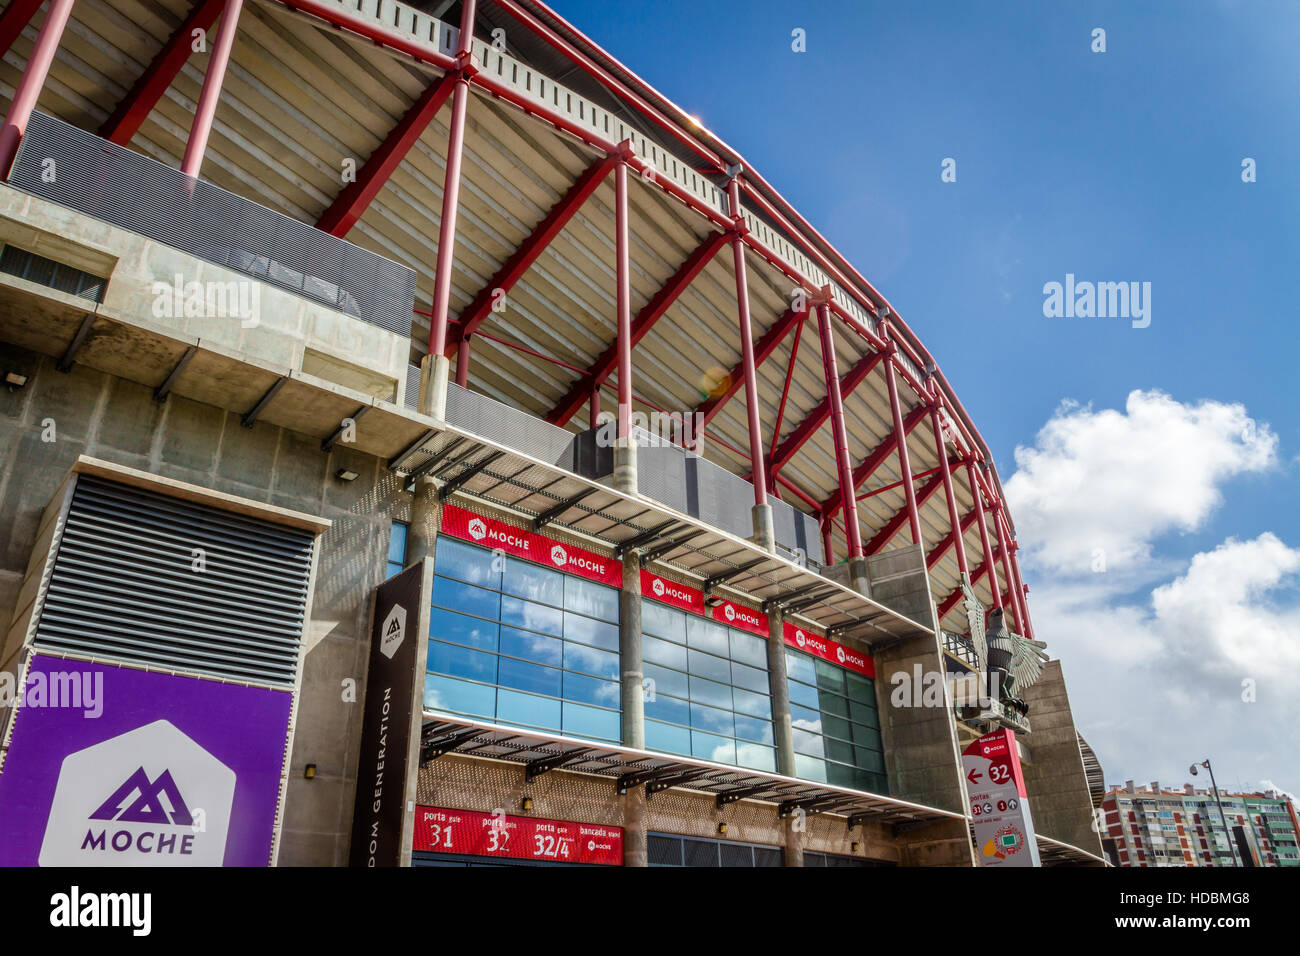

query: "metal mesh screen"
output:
33 474 315 686
444 383 576 470
10 112 416 334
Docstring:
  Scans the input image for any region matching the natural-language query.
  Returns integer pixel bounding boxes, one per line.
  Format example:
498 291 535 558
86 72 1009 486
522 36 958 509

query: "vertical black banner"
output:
350 563 423 867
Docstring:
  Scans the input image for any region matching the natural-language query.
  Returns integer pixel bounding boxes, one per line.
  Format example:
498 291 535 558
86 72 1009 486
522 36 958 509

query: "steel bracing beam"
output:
695 303 804 429
769 349 886 480
99 0 224 145
455 154 617 341
316 72 458 236
934 543 1006 620
0 0 45 61
862 467 949 556
819 403 929 518
546 228 731 426
925 509 978 572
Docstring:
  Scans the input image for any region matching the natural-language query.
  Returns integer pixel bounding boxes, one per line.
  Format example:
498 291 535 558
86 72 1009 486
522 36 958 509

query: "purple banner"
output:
0 655 292 867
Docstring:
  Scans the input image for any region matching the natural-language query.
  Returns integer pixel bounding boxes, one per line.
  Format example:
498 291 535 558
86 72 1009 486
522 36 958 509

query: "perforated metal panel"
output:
444 383 576 469
10 112 416 334
33 475 315 686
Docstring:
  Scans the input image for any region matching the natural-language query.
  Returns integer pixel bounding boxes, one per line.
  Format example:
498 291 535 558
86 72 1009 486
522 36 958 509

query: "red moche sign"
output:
442 505 621 587
413 806 623 865
640 570 704 613
710 598 768 637
783 622 875 677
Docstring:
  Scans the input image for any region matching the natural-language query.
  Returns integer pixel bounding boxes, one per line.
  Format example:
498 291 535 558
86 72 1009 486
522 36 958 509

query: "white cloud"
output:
1006 390 1275 576
1003 390 1297 797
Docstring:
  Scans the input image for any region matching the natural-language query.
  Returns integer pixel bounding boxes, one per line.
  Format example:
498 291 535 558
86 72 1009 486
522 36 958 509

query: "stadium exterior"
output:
0 0 1106 866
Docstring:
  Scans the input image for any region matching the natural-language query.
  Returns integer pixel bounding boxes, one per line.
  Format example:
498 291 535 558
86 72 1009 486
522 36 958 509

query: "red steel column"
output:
815 300 863 560
883 329 923 548
992 505 1022 631
180 0 244 178
931 403 969 578
455 334 470 386
968 460 1002 610
1006 532 1034 640
426 0 478 361
0 0 76 177
612 151 635 496
727 178 768 508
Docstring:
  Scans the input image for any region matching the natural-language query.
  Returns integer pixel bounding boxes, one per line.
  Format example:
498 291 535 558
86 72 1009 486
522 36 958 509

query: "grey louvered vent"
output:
9 112 416 334
34 475 315 686
445 383 576 470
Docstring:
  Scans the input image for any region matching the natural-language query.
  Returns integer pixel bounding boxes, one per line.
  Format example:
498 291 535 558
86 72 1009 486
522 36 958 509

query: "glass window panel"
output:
429 608 499 652
845 673 874 704
643 662 689 700
854 747 886 773
729 631 768 668
645 693 690 726
565 576 618 622
496 688 561 731
497 657 561 698
691 731 735 765
386 562 404 579
785 651 817 684
427 640 498 684
731 687 772 720
819 691 850 718
500 595 563 636
688 675 732 709
733 715 774 745
826 762 871 791
499 626 561 667
643 601 686 643
424 674 496 719
564 613 619 652
790 704 823 735
502 557 563 606
686 616 729 656
793 728 826 758
814 659 846 693
849 699 879 727
563 672 620 709
689 702 735 737
432 577 500 621
730 661 770 695
687 648 731 684
435 537 500 586
646 719 691 756
793 753 828 783
787 679 822 711
643 635 688 670
735 742 776 773
562 702 619 742
825 737 855 765
852 721 884 747
563 642 619 680
387 522 408 566
821 713 853 742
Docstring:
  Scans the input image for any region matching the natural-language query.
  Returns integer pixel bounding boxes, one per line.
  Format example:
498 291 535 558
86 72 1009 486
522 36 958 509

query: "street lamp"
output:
1190 759 1240 867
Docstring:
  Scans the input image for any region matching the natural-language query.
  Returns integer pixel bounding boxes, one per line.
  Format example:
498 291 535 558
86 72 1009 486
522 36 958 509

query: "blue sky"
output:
553 0 1300 797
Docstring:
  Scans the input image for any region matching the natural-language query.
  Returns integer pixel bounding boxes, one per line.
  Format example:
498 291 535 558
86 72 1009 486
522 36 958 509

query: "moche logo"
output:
551 544 567 567
467 518 488 541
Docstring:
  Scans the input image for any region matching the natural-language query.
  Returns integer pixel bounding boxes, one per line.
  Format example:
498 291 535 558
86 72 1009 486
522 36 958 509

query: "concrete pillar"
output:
613 440 637 496
751 502 776 553
765 608 795 777
619 552 644 749
406 476 441 564
848 555 872 599
418 352 450 426
620 787 648 867
783 812 805 866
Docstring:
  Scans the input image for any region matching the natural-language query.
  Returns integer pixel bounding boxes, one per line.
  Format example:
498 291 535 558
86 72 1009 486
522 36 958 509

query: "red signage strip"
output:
640 570 704 614
961 729 1027 798
413 806 623 865
783 622 875 677
710 598 767 637
442 505 621 587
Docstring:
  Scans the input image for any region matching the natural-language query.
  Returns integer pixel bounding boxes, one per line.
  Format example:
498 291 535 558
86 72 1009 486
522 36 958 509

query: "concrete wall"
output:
1020 660 1105 857
0 185 408 401
0 340 409 865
